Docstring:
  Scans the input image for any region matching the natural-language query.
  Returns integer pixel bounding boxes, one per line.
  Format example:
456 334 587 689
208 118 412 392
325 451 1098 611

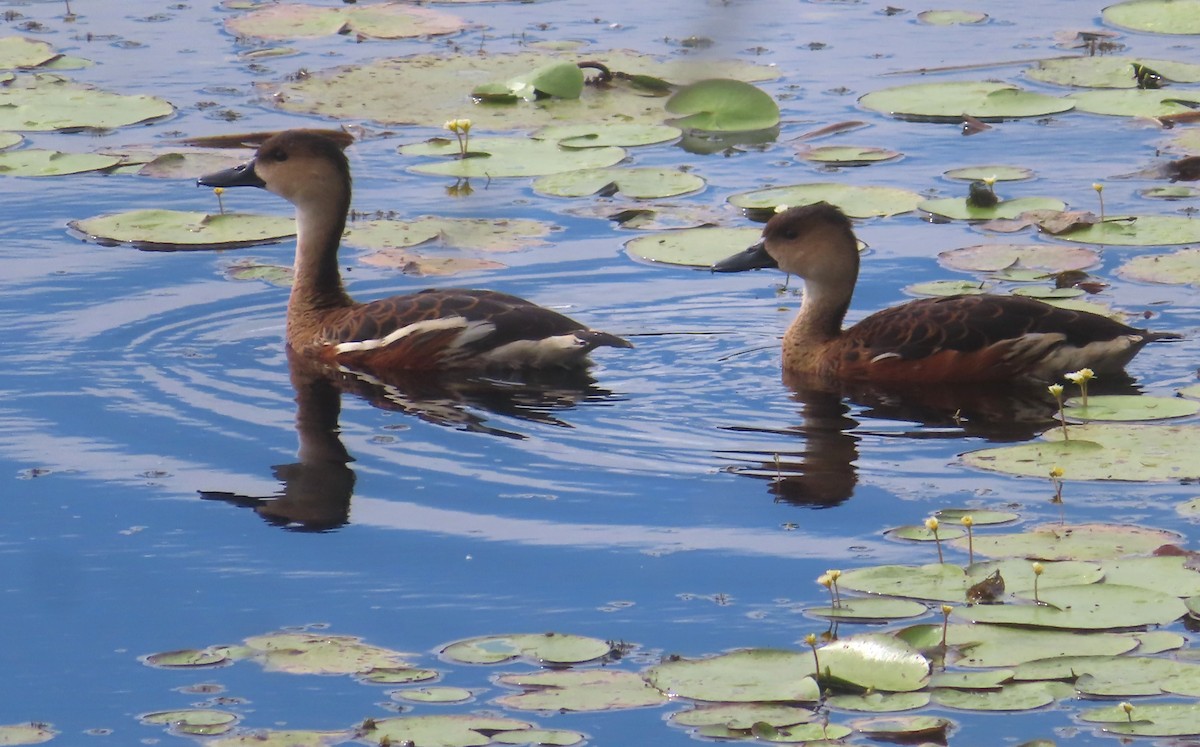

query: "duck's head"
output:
198 129 354 209
713 202 858 283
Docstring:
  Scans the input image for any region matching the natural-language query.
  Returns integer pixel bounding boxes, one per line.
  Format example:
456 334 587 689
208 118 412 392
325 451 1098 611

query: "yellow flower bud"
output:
961 515 974 528
804 633 817 646
925 517 939 532
1047 383 1064 397
1049 466 1064 478
1093 182 1104 193
1032 562 1044 575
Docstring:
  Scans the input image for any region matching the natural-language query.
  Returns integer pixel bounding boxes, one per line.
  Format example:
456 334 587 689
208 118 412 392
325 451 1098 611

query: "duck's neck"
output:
289 193 354 313
787 276 854 345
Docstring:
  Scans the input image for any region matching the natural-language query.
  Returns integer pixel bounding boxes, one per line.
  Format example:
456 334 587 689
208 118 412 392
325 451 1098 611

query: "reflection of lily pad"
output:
1065 395 1200 421
1103 0 1200 35
1055 215 1200 246
944 165 1034 182
665 79 780 132
625 226 761 267
0 148 120 176
0 74 174 131
920 197 1066 221
1119 247 1200 285
401 137 625 178
533 167 705 199
1070 89 1200 117
1028 56 1200 88
227 3 465 40
860 81 1073 122
70 210 295 251
939 243 1099 273
730 183 922 217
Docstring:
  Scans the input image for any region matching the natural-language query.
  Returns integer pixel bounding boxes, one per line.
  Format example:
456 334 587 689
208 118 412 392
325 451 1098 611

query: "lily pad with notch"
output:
533 167 705 199
69 210 295 251
401 136 626 178
730 183 922 218
860 81 1074 122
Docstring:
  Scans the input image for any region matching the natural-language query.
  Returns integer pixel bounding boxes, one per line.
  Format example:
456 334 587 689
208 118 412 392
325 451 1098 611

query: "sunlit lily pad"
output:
491 729 584 746
120 149 250 179
70 209 295 251
665 79 780 132
0 148 120 176
0 723 56 745
886 523 966 541
227 3 465 40
206 729 351 746
799 145 901 165
1103 0 1200 35
918 9 988 24
345 217 557 252
1070 89 1200 117
935 508 1020 525
962 423 1200 481
729 183 922 217
931 682 1067 710
0 132 21 150
953 523 1181 561
938 243 1099 273
920 197 1067 221
401 137 625 178
931 669 1015 690
495 670 668 711
440 633 612 665
363 715 536 747
359 251 506 277
1141 185 1200 199
533 167 705 199
669 703 815 731
850 715 950 740
839 560 1101 603
818 635 930 692
1080 702 1200 737
0 74 174 131
393 686 473 703
944 165 1034 182
0 37 59 69
1119 247 1200 284
826 692 930 712
1011 285 1084 299
1028 56 1200 88
859 81 1073 122
224 260 293 287
357 666 439 684
1064 395 1200 421
144 648 231 668
625 226 761 267
222 632 417 675
644 649 820 702
806 596 928 621
959 583 1187 629
568 201 729 230
1100 555 1200 596
899 622 1141 667
534 122 681 148
905 279 989 296
141 709 238 737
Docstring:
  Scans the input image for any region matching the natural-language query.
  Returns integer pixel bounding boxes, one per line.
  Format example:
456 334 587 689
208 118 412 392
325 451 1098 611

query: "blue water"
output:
2 1 1199 744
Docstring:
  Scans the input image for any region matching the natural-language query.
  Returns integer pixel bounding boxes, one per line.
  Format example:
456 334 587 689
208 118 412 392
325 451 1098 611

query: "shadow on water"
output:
717 368 1150 509
199 347 622 531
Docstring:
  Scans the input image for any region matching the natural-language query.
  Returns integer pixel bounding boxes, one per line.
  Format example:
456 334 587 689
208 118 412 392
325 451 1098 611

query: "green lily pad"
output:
1100 555 1200 596
1080 702 1200 737
401 136 625 178
141 709 238 737
359 251 507 277
944 165 1034 182
900 622 1141 667
491 729 584 747
357 666 439 684
1134 630 1186 654
206 729 350 746
392 686 473 703
532 167 705 199
0 148 120 176
825 692 930 712
224 260 293 287
644 649 820 702
930 669 1015 690
665 79 780 132
363 715 535 747
920 196 1067 221
935 508 1020 525
0 73 174 131
962 424 1200 481
818 635 930 692
959 583 1187 629
1028 56 1200 88
1103 0 1200 34
121 149 251 179
850 715 950 740
860 81 1074 122
440 633 613 665
0 132 21 150
570 201 729 230
222 632 417 675
143 648 231 668
886 524 967 541
70 209 295 251
918 9 988 24
669 703 815 731
932 682 1068 711
954 522 1182 561
625 226 761 267
1070 88 1200 117
227 3 465 40
799 145 900 165
344 217 557 252
0 37 59 69
905 279 990 296
806 596 928 621
534 122 681 148
1011 286 1084 299
938 243 1100 273
505 61 584 101
1141 185 1200 199
839 560 1101 603
729 183 922 217
1119 247 1200 284
495 670 668 711
269 51 778 131
0 723 56 745
1064 395 1200 421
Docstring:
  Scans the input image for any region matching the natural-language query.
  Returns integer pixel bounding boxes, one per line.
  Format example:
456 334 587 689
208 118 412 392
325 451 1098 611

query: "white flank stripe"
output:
480 334 587 367
333 316 487 354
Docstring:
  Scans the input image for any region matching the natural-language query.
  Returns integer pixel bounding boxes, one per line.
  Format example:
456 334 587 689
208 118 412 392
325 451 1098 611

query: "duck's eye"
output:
267 148 288 162
782 229 799 240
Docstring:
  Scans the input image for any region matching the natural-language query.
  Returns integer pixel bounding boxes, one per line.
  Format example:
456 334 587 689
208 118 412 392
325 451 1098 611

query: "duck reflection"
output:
723 370 1147 508
199 347 619 531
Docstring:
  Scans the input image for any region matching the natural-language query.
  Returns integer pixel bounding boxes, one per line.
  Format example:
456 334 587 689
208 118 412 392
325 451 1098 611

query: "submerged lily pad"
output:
70 210 295 251
939 243 1099 273
1064 395 1200 421
1119 247 1200 285
730 183 922 217
440 633 612 665
1070 89 1200 117
495 670 668 711
665 79 779 132
533 167 705 199
1028 56 1200 88
0 73 174 131
227 3 465 40
625 226 761 267
920 197 1066 221
1103 0 1200 35
401 136 625 178
859 81 1073 122
0 148 120 176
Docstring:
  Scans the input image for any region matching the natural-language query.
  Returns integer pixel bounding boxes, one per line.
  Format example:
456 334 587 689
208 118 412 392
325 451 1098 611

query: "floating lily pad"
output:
1011 285 1084 299
227 3 465 40
224 260 293 287
205 729 350 746
495 670 668 711
818 635 930 692
503 61 584 101
669 703 815 731
959 583 1187 629
859 81 1073 122
953 522 1181 561
920 197 1067 221
935 508 1020 525
1100 555 1200 596
401 137 625 178
141 709 238 737
905 279 990 296
644 649 820 702
825 692 930 712
1028 56 1200 88
440 633 612 665
119 149 250 179
363 715 536 747
1080 702 1200 737
1119 247 1200 284
569 201 728 230
0 132 21 150
359 251 507 277
533 167 705 199
799 145 900 165
0 37 59 69
839 560 1101 603
221 632 417 675
0 148 120 176
0 73 174 131
534 122 681 148
665 79 780 132
1141 185 1200 199
938 243 1099 273
1064 395 1200 421
806 596 928 621
0 723 56 745
357 666 439 684
886 524 967 541
70 210 295 251
491 729 584 747
1069 88 1200 117
1103 0 1200 35
269 50 778 131
918 9 988 24
625 226 761 267
944 165 1034 182
931 682 1067 710
850 715 950 740
345 217 556 252
393 686 473 703
962 423 1200 481
900 622 1140 667
729 183 922 217
931 669 1015 690
144 648 231 668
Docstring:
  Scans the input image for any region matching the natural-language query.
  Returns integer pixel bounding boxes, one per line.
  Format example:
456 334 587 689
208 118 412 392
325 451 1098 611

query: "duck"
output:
196 129 631 372
713 202 1178 383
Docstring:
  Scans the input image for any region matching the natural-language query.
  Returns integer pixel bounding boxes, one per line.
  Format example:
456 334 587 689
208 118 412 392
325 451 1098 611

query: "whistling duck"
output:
197 129 631 371
713 202 1177 383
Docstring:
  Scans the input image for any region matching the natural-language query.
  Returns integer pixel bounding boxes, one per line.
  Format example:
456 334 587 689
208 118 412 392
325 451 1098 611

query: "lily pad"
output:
1011 285 1084 299
1119 247 1200 284
69 209 295 251
669 703 815 731
944 165 1034 182
393 686 473 703
534 122 681 148
440 633 613 665
0 37 59 69
359 251 507 277
644 649 820 702
931 682 1067 710
665 79 780 132
0 132 21 150
1028 56 1200 88
935 508 1020 525
850 715 950 740
961 423 1200 481
959 583 1187 629
491 730 584 747
1100 555 1200 596
805 596 928 622
859 81 1074 122
799 145 901 165
899 622 1141 667
401 137 625 178
1064 395 1200 421
626 226 761 267
227 3 465 40
729 183 922 218
144 648 231 668
905 279 989 296
818 635 930 692
1103 0 1200 35
825 692 930 712
1070 88 1200 117
344 217 557 252
357 666 439 684
938 243 1099 273
141 709 238 737
221 632 417 675
495 670 668 711
363 715 536 747
953 522 1182 561
1141 185 1200 199
224 260 293 287
533 167 705 199
1080 702 1200 737
0 148 120 176
0 73 174 131
504 61 584 101
206 729 350 747
0 723 56 745
918 9 988 24
920 196 1067 221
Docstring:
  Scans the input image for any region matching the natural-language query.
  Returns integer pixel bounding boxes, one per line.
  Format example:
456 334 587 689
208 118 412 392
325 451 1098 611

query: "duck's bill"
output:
197 161 264 189
712 240 778 273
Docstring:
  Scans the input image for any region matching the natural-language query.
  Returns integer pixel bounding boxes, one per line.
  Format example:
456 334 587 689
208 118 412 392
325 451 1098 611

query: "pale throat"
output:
288 196 352 310
792 274 854 343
